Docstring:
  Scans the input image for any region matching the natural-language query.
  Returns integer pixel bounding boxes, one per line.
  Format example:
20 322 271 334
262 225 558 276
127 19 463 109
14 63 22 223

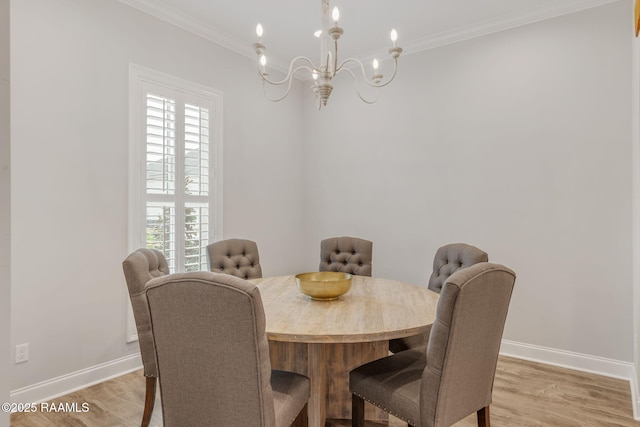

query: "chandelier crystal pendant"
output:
252 0 402 110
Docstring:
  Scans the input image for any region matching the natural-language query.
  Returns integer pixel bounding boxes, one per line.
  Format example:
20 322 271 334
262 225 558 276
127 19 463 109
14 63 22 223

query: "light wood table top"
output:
253 274 440 343
251 275 440 427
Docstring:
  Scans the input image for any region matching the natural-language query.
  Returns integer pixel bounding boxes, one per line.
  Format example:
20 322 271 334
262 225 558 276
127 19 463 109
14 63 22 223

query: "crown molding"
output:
400 0 620 56
117 0 291 72
119 0 620 78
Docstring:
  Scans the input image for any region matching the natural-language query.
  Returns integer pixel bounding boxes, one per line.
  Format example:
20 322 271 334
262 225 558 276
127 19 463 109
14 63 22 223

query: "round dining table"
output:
250 274 439 427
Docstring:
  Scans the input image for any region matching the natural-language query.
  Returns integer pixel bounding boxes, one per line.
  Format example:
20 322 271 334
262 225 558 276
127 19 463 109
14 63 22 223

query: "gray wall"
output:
10 0 306 391
1 0 10 424
302 1 633 362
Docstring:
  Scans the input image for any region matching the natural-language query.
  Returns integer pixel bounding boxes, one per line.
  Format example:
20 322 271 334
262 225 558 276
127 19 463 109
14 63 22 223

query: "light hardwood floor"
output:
10 355 640 426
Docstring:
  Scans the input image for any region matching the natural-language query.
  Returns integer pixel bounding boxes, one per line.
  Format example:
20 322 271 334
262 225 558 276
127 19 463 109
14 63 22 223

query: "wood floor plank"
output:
10 356 640 426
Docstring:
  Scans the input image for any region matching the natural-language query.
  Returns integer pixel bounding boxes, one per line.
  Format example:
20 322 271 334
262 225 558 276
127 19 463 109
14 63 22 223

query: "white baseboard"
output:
500 339 634 379
630 364 640 421
10 354 143 404
500 339 640 421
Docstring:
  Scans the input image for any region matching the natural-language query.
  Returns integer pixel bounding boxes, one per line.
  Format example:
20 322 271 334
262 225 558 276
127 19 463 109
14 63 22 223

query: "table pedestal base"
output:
269 340 389 427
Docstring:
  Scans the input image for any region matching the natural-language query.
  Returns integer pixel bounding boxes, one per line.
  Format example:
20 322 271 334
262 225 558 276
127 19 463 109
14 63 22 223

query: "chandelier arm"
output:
332 39 339 77
261 65 314 102
341 67 380 104
258 56 317 86
336 57 399 88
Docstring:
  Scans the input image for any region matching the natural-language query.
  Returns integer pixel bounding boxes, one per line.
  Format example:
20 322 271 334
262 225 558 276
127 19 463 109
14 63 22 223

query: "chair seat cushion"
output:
271 370 310 427
349 350 425 426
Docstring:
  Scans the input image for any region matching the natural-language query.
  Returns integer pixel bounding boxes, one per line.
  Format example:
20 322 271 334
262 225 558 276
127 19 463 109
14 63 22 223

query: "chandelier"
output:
252 0 402 110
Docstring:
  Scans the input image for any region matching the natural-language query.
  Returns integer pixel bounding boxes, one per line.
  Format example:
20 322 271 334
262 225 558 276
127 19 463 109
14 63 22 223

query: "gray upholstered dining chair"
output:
427 243 489 293
319 236 373 277
122 248 170 427
145 271 310 427
389 243 488 354
207 238 263 279
350 262 516 427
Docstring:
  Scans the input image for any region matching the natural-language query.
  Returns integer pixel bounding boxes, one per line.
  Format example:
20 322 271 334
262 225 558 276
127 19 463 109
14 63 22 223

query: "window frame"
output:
126 64 223 341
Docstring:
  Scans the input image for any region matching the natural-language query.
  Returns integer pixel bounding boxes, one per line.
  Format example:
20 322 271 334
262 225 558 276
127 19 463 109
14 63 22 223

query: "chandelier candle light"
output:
252 0 402 110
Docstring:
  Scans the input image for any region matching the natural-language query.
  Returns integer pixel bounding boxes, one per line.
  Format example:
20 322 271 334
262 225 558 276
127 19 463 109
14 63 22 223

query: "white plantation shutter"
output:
184 202 209 271
184 103 210 197
145 94 176 195
182 104 211 270
129 65 222 274
145 202 176 270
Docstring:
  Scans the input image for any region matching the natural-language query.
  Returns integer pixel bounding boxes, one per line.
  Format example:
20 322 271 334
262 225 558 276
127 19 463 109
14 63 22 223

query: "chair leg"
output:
477 405 490 427
352 394 365 427
291 403 308 427
141 376 157 427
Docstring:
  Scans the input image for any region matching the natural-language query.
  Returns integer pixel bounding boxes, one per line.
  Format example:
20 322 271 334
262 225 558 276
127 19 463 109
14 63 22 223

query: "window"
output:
129 65 223 273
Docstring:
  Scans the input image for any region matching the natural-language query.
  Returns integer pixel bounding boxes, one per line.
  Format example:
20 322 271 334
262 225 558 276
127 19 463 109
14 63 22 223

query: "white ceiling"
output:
119 0 618 71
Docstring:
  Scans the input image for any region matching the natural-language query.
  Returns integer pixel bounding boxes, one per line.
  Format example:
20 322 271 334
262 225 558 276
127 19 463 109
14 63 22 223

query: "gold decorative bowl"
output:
295 272 353 301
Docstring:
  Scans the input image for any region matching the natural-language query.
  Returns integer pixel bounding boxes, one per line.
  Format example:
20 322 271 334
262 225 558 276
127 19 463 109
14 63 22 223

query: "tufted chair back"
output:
319 236 373 277
428 243 488 293
350 263 516 427
420 263 515 426
389 243 488 354
207 239 262 280
145 271 310 426
122 248 170 378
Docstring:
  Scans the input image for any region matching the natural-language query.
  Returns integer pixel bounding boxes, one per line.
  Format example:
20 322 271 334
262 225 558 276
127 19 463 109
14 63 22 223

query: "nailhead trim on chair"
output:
350 390 418 427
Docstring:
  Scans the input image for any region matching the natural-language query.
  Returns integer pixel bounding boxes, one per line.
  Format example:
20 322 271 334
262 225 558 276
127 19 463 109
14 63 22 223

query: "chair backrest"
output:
145 271 276 427
207 238 263 279
428 243 488 293
421 262 515 427
319 236 373 277
122 248 169 377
